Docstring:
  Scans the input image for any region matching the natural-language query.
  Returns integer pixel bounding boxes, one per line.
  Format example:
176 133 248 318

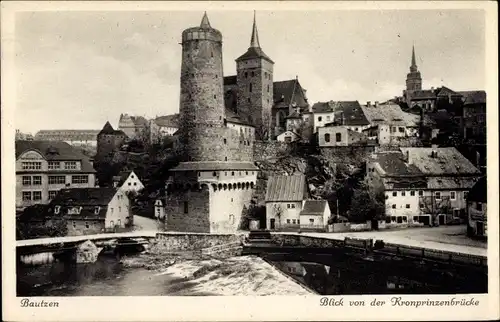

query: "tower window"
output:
215 75 218 79
183 201 188 214
245 72 248 78
223 138 227 144
251 71 255 77
249 83 253 92
214 95 216 99
225 156 228 161
267 84 270 92
211 51 213 58
247 98 250 103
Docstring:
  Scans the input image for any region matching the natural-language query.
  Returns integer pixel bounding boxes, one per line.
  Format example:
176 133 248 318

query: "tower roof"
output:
200 11 211 29
250 11 260 48
410 45 418 72
236 11 274 63
99 121 115 135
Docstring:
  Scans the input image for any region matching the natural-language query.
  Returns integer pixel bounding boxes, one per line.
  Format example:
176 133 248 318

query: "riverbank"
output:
121 254 311 295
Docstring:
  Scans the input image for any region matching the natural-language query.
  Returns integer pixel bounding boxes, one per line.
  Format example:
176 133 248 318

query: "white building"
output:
112 170 144 193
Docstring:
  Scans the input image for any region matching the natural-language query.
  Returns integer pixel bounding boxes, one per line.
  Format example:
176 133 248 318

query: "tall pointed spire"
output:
250 10 260 48
200 11 211 29
411 45 417 67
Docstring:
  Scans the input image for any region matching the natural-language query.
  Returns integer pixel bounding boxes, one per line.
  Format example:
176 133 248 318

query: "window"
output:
324 133 330 142
211 51 213 58
355 127 359 132
392 204 396 209
64 161 77 170
72 221 76 228
292 219 296 224
464 191 468 200
418 191 424 196
385 194 389 200
287 204 291 209
410 191 415 196
231 171 235 176
392 191 397 197
249 83 253 92
247 98 250 103
405 204 410 209
476 202 483 211
326 116 331 121
54 206 60 214
71 175 88 184
32 176 42 185
223 138 227 144
22 191 31 201
450 191 456 200
212 171 217 177
94 206 100 214
402 216 407 223
111 208 114 214
85 222 90 229
287 219 291 224
267 84 270 92
32 191 42 201
22 162 42 170
392 127 397 133
291 204 296 209
453 209 460 219
118 207 122 212
309 218 314 224
225 157 228 161
49 176 66 185
48 161 60 170
335 133 342 142
22 176 32 186
48 191 58 200
318 116 322 122
244 72 248 78
213 95 216 99
413 216 419 222
435 192 441 200
399 127 404 133
401 191 406 196
184 201 188 214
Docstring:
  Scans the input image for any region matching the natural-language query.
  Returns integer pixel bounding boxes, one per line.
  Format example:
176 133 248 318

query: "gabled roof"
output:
50 187 117 206
459 90 486 105
436 86 459 97
333 101 370 126
113 170 138 187
411 90 437 100
153 114 180 128
362 104 419 127
311 102 333 113
300 200 329 215
400 147 481 175
15 140 96 172
265 174 308 202
273 79 308 109
467 176 487 203
370 151 423 177
98 121 127 137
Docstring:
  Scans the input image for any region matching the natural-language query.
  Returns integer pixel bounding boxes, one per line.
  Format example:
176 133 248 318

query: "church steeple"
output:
250 10 260 48
410 45 418 72
200 11 211 29
406 44 422 92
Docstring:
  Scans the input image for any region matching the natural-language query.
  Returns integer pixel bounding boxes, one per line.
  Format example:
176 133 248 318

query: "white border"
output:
2 1 498 321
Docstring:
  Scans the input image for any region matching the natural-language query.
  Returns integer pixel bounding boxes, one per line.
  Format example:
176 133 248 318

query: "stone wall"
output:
165 186 211 233
254 140 291 161
66 220 105 236
270 234 344 248
320 146 376 168
151 232 243 253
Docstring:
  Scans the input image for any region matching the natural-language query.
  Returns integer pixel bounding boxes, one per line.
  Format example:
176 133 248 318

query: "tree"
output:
255 110 272 141
419 195 452 226
348 184 386 224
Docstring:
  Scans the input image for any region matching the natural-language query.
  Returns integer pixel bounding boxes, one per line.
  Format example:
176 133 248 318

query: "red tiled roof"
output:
411 90 437 100
370 151 422 176
236 47 274 63
400 147 481 175
265 174 308 202
154 114 179 128
459 90 486 105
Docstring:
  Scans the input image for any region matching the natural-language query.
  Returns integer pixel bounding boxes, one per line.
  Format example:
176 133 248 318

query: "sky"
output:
15 9 486 134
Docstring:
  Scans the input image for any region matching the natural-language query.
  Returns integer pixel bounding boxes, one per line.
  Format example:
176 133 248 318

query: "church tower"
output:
406 45 422 91
236 12 274 139
165 12 258 234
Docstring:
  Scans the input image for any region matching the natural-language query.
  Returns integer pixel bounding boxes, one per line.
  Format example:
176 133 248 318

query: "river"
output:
17 251 487 296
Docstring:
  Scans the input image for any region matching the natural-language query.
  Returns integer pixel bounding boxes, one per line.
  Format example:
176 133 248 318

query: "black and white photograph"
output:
2 1 498 321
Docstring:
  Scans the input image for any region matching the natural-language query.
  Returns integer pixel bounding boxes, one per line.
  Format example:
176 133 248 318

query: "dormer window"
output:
54 206 61 214
94 206 101 214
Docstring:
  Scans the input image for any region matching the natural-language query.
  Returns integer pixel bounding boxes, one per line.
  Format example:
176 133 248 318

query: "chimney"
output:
431 87 434 91
375 101 379 107
367 101 371 107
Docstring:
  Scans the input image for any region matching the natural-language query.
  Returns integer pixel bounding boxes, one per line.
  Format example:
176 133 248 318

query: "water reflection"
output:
268 253 487 295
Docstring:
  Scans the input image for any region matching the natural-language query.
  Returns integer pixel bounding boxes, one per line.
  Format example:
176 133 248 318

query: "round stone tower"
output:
178 12 226 162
